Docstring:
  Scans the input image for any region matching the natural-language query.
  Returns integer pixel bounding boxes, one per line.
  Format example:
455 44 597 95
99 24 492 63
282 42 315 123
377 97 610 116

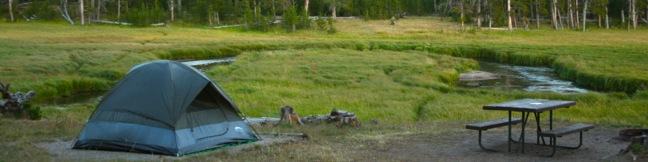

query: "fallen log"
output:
0 82 36 118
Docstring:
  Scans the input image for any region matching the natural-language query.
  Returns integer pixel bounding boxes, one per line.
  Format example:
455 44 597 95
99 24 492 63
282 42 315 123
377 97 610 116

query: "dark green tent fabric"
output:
73 60 259 156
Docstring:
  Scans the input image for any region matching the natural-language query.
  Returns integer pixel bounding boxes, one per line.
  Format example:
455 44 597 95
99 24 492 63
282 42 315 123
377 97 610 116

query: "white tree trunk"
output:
605 6 609 29
80 0 85 25
535 0 540 29
568 0 574 28
582 0 588 32
8 0 14 22
169 0 175 21
117 0 121 21
331 0 337 18
477 0 482 28
305 0 309 13
60 0 75 24
552 0 558 29
575 0 580 29
631 0 637 29
507 0 512 30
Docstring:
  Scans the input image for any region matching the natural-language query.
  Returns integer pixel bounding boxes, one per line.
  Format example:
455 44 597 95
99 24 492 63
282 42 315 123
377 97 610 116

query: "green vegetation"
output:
1 17 648 160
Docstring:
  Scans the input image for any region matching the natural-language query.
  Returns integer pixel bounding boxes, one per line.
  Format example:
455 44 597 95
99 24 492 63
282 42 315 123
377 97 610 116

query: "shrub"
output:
283 6 299 32
327 17 337 34
316 17 327 31
24 104 42 120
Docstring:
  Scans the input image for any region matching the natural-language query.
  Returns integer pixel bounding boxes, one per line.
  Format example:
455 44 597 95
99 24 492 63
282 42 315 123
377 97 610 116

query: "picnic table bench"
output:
466 118 522 151
465 99 595 157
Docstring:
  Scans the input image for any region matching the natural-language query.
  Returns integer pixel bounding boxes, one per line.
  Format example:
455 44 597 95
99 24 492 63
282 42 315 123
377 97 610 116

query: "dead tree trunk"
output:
507 0 512 30
535 0 540 29
552 0 559 29
169 0 175 21
60 0 75 25
568 0 574 28
605 6 609 29
631 0 637 29
0 82 35 118
477 0 482 28
575 0 581 29
304 0 309 13
117 0 121 21
8 0 14 22
460 1 465 30
331 0 337 18
80 0 84 25
583 0 589 32
95 0 101 21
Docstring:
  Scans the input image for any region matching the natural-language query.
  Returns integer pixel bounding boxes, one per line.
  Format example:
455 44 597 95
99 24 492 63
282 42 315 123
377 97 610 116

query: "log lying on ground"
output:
0 82 35 118
302 109 361 128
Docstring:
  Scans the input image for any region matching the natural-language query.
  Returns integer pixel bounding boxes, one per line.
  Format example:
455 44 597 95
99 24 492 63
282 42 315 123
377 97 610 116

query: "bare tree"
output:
117 0 121 21
535 0 540 29
460 0 465 30
552 0 559 29
583 0 589 32
8 0 14 22
331 0 337 18
576 0 581 29
169 0 175 21
477 0 482 28
507 0 512 30
60 0 75 24
631 0 637 29
605 4 609 29
80 0 85 25
569 0 574 28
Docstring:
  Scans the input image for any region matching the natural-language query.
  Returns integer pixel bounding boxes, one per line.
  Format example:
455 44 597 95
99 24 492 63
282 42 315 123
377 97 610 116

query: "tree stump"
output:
277 105 303 126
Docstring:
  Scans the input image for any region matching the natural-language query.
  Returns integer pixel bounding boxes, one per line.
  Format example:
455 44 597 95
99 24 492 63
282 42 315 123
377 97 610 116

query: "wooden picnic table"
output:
483 99 576 153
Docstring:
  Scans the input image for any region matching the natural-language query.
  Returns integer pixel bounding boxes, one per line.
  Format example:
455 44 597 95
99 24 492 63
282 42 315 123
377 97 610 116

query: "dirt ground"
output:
36 134 308 161
35 123 640 161
352 127 633 161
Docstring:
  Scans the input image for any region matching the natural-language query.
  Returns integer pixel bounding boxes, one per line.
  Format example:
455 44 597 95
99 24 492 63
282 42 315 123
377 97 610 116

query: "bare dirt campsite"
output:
2 0 648 161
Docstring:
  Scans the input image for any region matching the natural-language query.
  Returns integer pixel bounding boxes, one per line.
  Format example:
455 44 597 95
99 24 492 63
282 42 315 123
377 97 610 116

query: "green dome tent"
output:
73 60 259 156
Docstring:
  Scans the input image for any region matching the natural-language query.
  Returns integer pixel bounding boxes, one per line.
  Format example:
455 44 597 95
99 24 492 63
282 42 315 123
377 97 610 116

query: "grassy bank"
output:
208 49 648 126
1 17 648 161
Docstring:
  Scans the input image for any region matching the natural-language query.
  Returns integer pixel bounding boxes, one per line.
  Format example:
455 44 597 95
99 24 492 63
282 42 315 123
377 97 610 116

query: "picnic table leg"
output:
549 110 553 145
535 112 540 144
508 110 512 152
520 112 527 153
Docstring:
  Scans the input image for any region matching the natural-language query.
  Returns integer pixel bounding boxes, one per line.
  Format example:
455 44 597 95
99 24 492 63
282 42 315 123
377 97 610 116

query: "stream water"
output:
181 57 236 71
476 61 589 94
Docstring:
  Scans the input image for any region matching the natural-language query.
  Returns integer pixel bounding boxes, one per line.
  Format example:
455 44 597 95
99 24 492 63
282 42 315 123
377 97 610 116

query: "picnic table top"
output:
483 99 576 112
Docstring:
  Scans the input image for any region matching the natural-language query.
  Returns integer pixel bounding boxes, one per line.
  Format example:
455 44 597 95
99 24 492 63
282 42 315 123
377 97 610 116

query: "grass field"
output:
1 17 648 161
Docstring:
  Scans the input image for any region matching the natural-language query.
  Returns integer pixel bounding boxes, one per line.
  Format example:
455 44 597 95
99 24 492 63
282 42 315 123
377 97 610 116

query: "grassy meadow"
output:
1 17 648 160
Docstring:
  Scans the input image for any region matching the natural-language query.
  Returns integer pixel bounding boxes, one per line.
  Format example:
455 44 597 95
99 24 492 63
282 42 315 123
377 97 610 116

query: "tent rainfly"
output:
73 60 259 156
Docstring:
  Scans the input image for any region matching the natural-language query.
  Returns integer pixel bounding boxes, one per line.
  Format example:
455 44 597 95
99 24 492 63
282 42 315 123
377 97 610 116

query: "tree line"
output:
2 0 647 31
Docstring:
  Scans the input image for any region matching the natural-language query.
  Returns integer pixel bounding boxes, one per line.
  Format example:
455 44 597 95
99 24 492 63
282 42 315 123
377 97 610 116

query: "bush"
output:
316 17 327 31
283 6 299 32
327 17 337 34
298 10 311 29
24 104 42 120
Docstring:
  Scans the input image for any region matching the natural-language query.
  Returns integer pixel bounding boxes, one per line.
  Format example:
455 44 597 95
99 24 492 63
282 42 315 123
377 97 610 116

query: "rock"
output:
459 71 499 82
